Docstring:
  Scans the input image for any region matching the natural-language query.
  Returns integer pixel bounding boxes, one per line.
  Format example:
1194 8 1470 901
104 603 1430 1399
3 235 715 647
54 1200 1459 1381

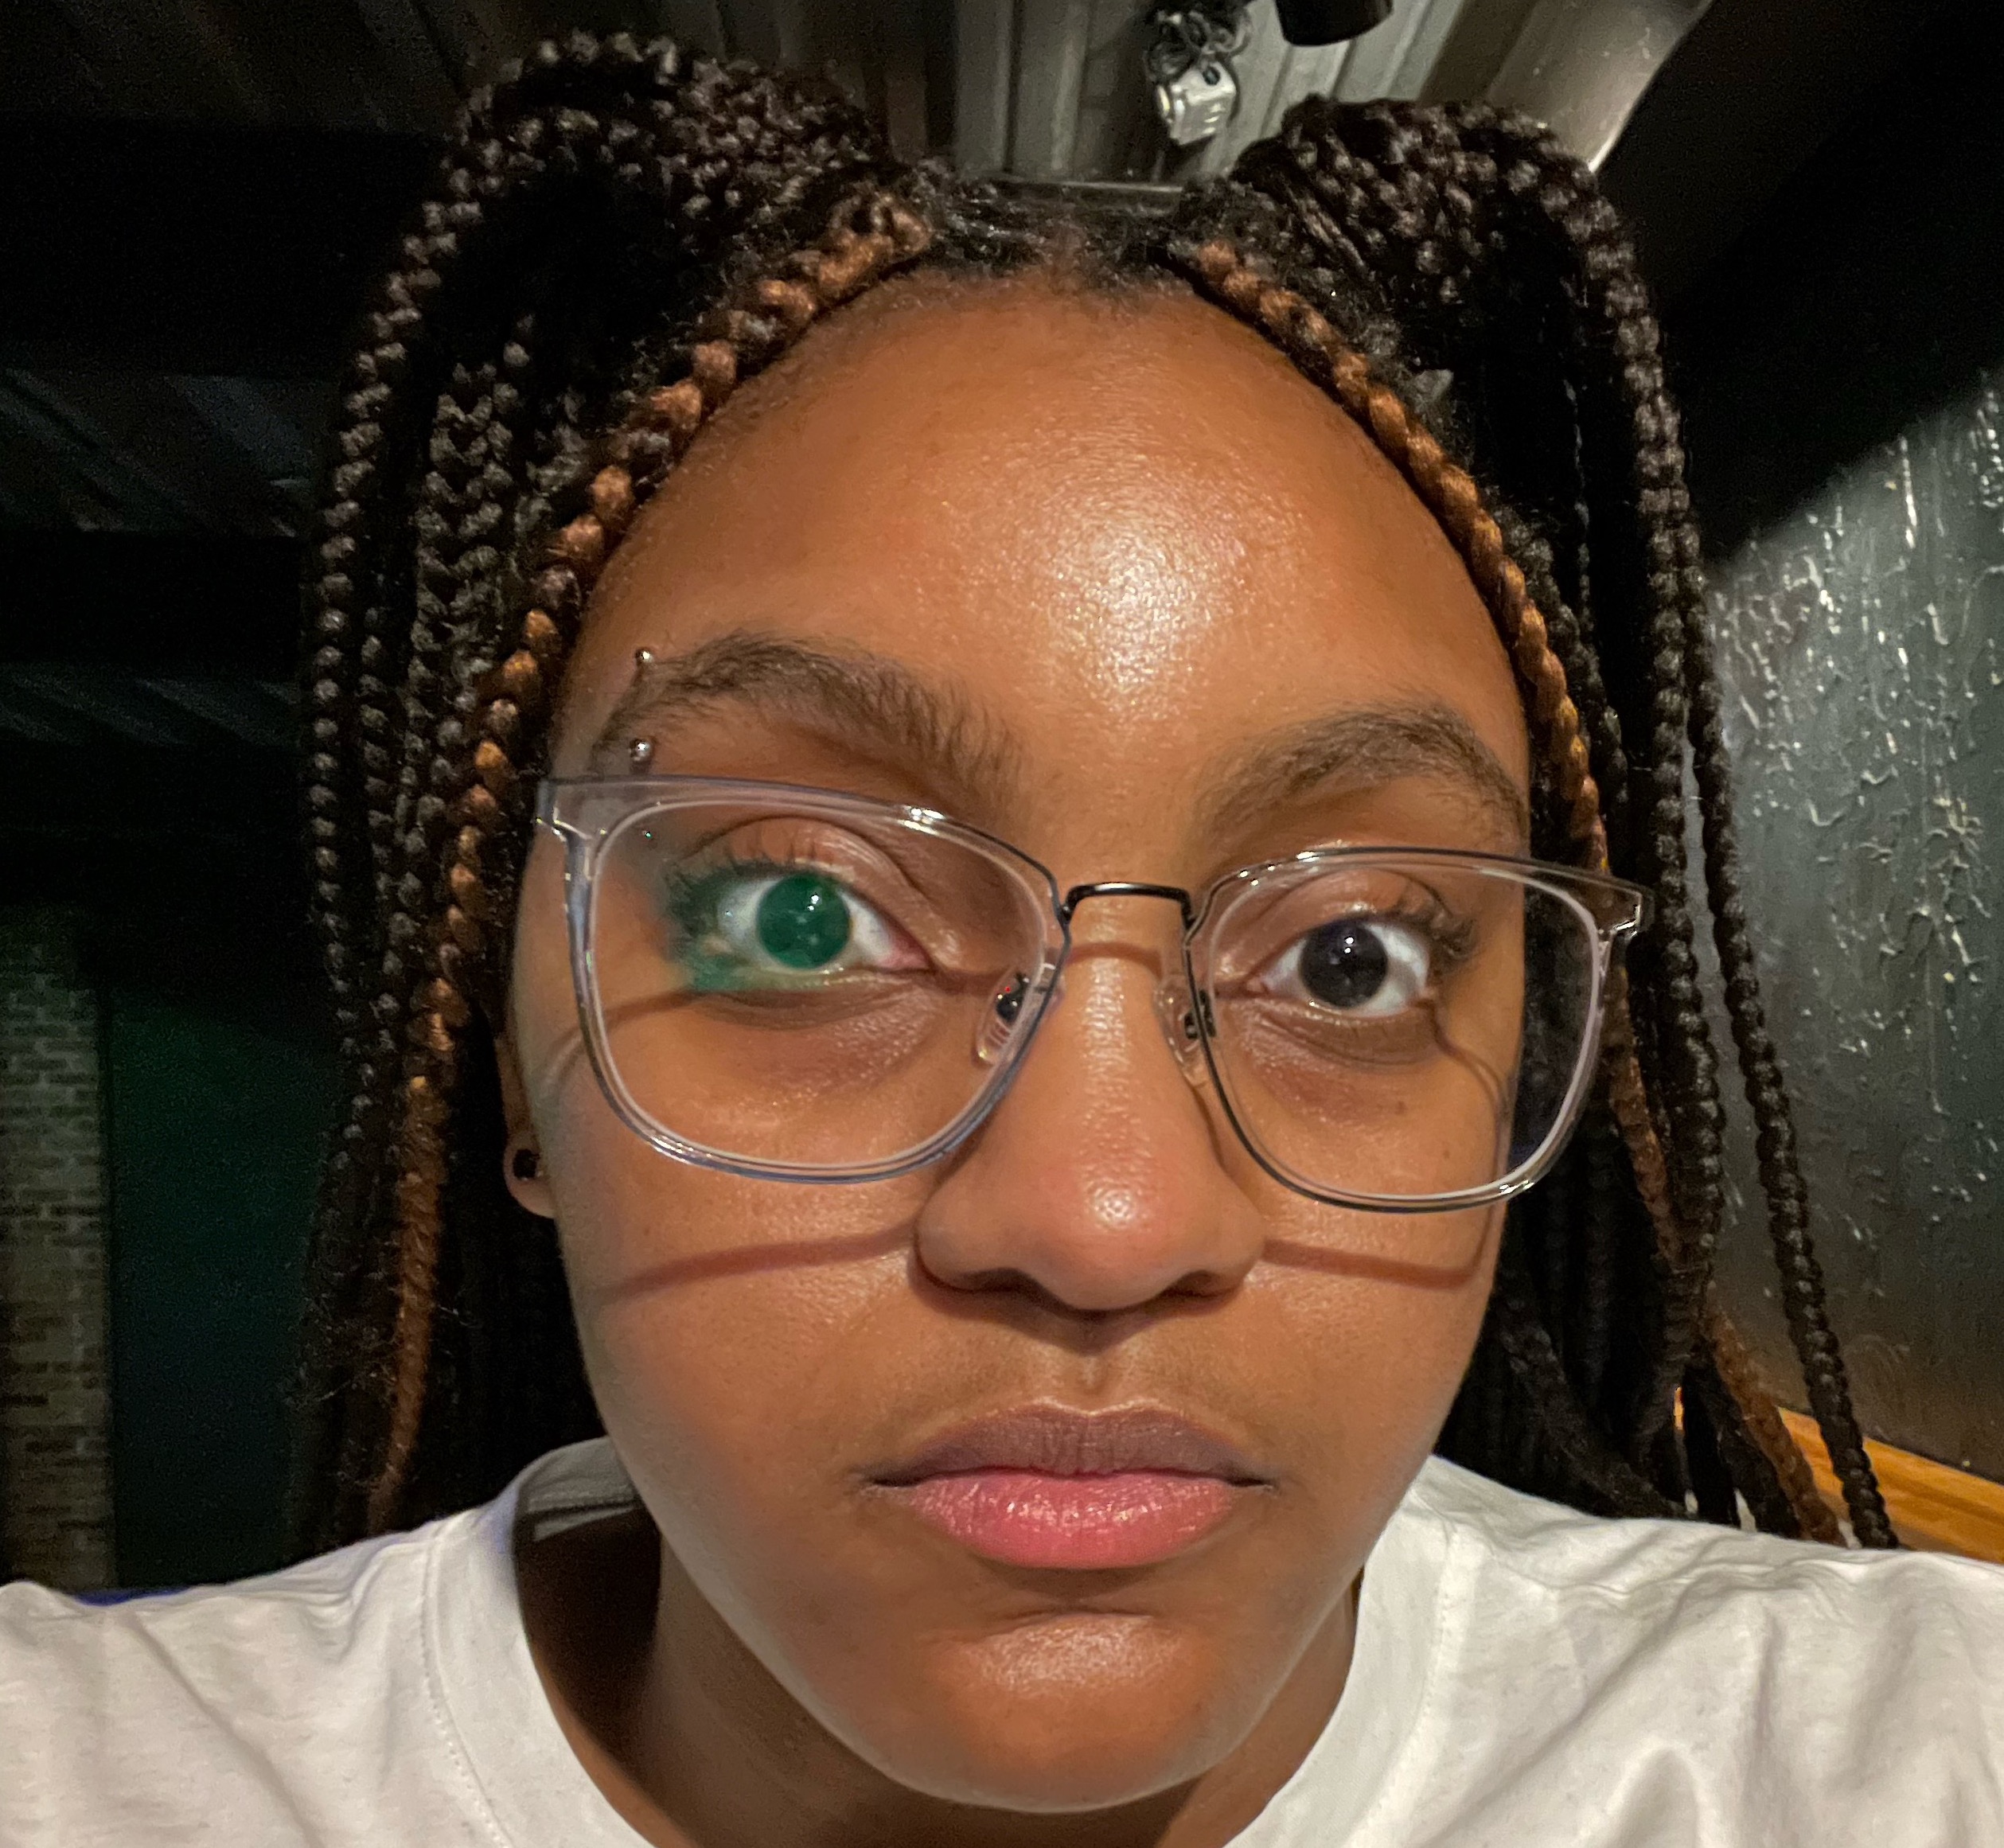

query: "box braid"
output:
294 32 1889 1551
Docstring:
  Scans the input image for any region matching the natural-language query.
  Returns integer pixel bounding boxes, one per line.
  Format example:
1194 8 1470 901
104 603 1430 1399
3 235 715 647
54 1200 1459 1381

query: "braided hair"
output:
294 32 1893 1552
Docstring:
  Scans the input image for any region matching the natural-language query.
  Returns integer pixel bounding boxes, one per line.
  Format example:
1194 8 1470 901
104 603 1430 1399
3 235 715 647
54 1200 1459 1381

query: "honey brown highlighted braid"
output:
296 32 1892 1550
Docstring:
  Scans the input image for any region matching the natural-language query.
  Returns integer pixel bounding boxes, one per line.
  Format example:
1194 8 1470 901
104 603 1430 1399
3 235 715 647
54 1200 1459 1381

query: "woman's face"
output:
505 275 1528 1816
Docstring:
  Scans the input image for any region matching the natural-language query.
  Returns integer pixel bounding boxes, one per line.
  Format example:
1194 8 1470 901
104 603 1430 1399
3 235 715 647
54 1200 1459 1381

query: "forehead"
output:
553 273 1526 833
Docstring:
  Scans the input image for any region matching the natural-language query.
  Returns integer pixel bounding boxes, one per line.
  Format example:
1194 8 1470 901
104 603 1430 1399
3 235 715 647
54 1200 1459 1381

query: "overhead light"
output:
1273 0 1394 44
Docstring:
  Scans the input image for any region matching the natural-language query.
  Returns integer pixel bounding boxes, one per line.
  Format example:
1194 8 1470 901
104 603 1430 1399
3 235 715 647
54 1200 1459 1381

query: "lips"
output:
867 1405 1269 1571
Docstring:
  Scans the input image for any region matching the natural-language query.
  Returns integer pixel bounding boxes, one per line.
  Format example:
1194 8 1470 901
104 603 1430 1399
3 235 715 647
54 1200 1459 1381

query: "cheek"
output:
1234 1196 1503 1522
542 1105 953 1738
541 1086 919 1503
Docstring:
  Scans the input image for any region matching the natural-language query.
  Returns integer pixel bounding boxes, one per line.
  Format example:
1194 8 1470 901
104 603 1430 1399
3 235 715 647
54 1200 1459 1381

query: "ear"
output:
495 1026 557 1220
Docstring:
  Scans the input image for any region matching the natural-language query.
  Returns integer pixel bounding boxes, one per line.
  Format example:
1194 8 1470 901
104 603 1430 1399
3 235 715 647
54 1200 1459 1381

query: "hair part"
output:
295 30 1889 1552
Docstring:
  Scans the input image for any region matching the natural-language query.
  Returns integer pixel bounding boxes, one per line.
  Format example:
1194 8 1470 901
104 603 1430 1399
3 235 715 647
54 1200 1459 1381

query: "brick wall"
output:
0 908 114 1589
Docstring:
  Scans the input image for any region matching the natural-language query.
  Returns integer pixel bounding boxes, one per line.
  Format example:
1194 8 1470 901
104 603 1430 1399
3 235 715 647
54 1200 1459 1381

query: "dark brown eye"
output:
1300 920 1389 1008
1276 918 1431 1016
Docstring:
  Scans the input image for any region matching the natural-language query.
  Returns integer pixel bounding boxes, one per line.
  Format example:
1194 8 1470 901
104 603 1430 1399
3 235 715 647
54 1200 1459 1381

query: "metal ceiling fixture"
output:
1146 0 1402 151
1147 4 1253 146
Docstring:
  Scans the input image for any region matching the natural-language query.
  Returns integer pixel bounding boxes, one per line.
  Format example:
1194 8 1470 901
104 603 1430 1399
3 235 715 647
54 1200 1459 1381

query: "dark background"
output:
2 0 1998 1585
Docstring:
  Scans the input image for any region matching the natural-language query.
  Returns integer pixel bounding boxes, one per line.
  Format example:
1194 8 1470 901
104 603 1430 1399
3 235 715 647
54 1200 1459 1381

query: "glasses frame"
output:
535 774 1651 1214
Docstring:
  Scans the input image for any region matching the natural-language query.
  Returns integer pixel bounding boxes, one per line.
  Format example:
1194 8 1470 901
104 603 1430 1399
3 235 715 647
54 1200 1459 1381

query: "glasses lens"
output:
586 799 1051 1171
1200 857 1600 1205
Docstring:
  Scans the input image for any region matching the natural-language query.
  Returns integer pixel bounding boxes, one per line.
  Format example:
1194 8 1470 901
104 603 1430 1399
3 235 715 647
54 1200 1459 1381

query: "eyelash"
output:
1372 895 1476 969
664 854 791 937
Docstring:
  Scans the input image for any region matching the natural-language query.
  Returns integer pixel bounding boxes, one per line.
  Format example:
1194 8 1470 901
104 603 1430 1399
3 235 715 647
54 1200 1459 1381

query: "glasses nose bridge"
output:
1056 880 1196 929
1054 882 1207 1080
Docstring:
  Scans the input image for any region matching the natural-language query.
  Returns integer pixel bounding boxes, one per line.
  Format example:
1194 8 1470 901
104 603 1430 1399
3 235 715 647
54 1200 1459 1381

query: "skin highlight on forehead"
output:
554 272 1530 864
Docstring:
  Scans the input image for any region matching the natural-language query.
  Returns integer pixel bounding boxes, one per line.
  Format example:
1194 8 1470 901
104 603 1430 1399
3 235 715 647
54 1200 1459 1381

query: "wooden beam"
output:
1780 1409 2004 1565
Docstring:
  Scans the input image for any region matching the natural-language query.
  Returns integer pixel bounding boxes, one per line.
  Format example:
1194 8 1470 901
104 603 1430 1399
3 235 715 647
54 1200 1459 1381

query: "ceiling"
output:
2 0 1682 160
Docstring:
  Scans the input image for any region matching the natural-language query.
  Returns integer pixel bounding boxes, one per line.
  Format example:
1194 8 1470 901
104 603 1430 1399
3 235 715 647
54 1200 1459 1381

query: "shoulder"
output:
0 1509 490 1846
0 1511 446 1686
0 1440 637 1847
1356 1456 2004 1846
1406 1448 2004 1620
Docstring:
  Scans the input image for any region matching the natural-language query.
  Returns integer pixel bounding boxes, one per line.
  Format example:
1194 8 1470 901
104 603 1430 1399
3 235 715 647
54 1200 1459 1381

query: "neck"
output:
520 1512 1355 1848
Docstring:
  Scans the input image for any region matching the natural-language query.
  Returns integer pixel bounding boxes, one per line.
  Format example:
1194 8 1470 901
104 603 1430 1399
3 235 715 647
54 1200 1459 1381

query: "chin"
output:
828 1615 1261 1813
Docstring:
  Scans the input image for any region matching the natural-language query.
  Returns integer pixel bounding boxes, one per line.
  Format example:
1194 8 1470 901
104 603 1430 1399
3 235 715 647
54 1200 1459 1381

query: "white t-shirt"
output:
3 1437 2001 1846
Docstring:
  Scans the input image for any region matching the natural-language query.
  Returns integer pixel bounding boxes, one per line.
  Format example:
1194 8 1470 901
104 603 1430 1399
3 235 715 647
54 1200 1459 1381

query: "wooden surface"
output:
1780 1409 2004 1564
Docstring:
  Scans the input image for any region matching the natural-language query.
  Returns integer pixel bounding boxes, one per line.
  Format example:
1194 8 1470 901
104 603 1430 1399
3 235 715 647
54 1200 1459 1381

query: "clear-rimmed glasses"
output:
534 776 1649 1214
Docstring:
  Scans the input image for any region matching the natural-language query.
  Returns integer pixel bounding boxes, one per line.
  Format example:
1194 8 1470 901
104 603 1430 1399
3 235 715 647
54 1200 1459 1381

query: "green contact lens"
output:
756 873 852 969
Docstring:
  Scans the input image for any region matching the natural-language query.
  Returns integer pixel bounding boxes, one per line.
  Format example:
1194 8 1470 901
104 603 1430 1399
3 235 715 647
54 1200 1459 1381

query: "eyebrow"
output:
587 630 1023 814
590 631 1526 846
1199 704 1530 846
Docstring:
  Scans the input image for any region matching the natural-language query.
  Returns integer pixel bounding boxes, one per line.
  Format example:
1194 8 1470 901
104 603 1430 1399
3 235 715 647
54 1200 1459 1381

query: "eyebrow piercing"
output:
626 649 659 766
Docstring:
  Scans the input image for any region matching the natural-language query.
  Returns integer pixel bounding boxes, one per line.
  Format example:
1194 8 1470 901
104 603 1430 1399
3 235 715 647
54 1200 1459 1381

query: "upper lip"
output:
867 1404 1272 1486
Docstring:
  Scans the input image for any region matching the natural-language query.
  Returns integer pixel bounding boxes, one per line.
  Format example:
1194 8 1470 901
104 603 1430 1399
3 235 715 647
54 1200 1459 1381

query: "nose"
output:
913 908 1263 1315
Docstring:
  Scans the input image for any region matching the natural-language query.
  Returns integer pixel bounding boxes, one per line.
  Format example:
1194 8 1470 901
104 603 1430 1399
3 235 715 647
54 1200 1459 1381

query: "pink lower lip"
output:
892 1468 1239 1569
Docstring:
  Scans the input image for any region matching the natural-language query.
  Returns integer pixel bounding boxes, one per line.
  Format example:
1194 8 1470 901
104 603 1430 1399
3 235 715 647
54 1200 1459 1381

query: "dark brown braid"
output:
1460 113 1888 1542
295 36 1885 1550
